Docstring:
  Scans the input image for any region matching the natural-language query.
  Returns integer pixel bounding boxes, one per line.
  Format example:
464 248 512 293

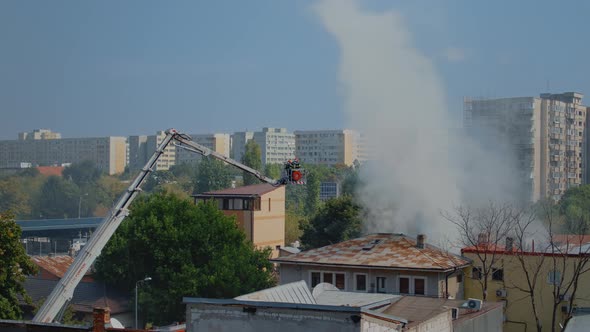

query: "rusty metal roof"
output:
30 255 92 279
194 183 279 197
272 234 470 272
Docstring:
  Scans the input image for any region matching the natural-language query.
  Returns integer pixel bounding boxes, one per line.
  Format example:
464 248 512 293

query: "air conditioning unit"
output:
461 298 483 311
496 289 507 298
451 307 459 320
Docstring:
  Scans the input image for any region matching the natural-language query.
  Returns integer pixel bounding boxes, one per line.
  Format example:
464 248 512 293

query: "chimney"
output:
416 234 426 249
506 237 514 252
93 307 110 332
477 233 489 245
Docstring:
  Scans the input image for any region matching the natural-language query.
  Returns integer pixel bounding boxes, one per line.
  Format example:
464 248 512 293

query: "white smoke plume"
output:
312 0 522 240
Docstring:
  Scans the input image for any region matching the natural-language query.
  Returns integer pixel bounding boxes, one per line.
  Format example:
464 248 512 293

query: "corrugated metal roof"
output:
30 255 92 279
272 234 470 272
195 183 279 197
314 289 399 307
235 280 316 304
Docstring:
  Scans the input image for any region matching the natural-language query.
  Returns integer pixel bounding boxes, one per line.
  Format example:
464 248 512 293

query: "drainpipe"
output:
445 268 457 298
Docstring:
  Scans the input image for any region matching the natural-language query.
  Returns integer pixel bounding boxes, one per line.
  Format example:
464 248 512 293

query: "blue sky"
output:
1 0 589 139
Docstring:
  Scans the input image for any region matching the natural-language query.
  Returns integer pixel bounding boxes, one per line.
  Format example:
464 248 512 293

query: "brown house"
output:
272 233 470 298
193 183 285 257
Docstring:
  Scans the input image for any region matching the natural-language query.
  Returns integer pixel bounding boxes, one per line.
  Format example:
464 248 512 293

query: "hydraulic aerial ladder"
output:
32 128 305 323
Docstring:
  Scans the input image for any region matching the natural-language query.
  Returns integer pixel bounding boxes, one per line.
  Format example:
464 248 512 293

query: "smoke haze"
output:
313 0 522 240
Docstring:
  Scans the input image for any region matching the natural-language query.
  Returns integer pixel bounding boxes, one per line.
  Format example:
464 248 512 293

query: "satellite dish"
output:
312 282 339 298
109 317 124 329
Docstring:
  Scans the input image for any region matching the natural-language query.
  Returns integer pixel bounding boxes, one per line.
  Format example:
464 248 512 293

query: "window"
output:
472 267 482 280
414 278 426 295
335 274 345 290
311 272 321 288
456 274 463 283
492 268 504 281
319 272 346 290
355 273 367 292
376 277 386 293
399 277 410 294
548 270 561 285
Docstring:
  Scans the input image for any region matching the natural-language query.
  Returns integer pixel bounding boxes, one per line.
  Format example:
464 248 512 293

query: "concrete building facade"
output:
295 129 364 166
252 128 296 166
18 129 62 140
0 132 126 175
231 131 254 162
464 92 588 202
128 131 176 171
176 133 230 164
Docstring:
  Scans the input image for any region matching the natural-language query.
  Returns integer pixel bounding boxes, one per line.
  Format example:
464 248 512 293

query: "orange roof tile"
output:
31 255 92 279
272 234 470 272
36 166 64 177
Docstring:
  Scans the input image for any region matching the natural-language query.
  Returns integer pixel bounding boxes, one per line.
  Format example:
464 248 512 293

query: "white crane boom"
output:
32 129 298 323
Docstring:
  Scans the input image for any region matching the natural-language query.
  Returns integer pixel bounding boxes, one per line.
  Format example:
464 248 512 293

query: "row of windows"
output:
309 271 433 295
472 267 562 285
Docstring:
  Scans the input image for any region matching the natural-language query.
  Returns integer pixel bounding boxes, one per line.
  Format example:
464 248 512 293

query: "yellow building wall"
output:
463 252 590 332
254 186 285 258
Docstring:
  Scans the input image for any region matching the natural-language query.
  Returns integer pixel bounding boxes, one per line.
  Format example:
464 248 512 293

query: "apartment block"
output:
464 92 588 202
18 129 61 140
230 131 254 162
128 131 176 171
176 133 231 164
294 129 364 166
252 128 296 165
0 131 126 175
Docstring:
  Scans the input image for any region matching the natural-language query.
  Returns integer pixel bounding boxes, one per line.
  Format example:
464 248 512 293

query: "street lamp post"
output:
78 193 88 219
135 277 152 329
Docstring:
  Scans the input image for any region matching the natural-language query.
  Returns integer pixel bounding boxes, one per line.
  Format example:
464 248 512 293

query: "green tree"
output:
300 195 362 250
94 192 275 324
0 177 30 217
193 157 233 193
264 163 282 180
242 140 262 185
304 171 320 216
558 185 590 233
36 176 80 219
0 212 38 319
62 160 103 186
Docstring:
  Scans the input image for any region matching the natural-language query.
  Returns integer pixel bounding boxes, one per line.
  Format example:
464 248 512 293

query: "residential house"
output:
462 238 590 332
193 183 285 258
271 233 470 298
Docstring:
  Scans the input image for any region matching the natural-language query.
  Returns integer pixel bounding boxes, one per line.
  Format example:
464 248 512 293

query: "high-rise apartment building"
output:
128 131 176 171
464 92 588 202
176 133 231 164
294 129 364 166
253 128 296 165
230 131 254 162
0 131 126 175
